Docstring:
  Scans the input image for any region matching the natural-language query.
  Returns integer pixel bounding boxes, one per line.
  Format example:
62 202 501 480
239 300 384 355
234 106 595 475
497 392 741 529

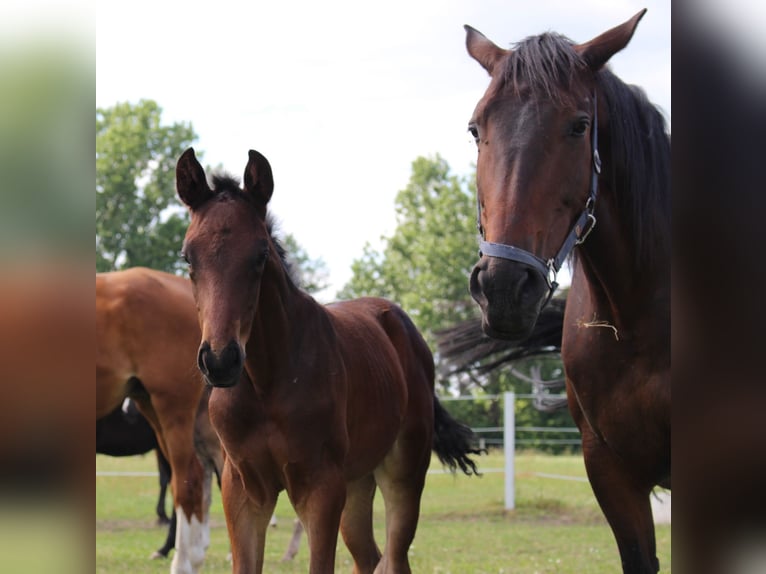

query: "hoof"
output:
150 551 167 560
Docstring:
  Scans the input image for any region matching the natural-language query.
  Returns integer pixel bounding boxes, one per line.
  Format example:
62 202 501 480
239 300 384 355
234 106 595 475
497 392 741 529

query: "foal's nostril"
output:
197 341 211 375
221 341 242 371
196 340 244 387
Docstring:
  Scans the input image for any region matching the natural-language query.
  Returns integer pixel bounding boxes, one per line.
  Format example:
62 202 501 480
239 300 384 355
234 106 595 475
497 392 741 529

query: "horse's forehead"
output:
189 197 262 243
477 60 592 117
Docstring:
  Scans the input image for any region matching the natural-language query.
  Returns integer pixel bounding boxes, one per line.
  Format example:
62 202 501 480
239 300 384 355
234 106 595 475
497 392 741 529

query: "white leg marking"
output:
170 507 209 574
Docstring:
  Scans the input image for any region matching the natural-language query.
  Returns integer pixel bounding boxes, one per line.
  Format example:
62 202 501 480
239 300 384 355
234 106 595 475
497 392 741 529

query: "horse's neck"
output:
243 265 315 391
577 192 666 331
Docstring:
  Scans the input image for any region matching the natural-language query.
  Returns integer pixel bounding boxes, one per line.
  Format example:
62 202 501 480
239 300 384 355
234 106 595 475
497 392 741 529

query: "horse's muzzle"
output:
469 256 548 340
197 340 244 388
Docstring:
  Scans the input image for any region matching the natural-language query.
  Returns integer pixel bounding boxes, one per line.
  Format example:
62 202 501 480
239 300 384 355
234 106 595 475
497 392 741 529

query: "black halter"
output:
476 92 601 304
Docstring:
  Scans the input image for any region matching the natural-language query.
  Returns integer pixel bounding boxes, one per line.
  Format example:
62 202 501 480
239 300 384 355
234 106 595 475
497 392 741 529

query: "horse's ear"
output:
243 149 274 206
465 25 509 76
575 9 647 71
176 148 212 209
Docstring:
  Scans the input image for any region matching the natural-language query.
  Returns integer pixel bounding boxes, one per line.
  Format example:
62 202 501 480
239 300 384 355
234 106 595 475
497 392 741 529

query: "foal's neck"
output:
243 256 314 390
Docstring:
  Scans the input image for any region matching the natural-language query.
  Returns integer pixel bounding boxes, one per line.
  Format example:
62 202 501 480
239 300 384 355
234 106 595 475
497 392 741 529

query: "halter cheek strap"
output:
476 92 601 302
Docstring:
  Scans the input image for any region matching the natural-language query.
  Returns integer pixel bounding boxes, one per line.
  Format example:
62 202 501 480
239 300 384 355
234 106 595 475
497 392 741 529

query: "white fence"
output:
440 392 580 510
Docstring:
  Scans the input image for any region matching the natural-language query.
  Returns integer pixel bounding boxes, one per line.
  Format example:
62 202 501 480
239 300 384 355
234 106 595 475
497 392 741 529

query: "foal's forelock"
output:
187 170 299 287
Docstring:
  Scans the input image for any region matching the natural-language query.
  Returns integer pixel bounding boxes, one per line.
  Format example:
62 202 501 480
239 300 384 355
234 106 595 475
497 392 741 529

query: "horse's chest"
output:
564 340 670 462
209 383 342 473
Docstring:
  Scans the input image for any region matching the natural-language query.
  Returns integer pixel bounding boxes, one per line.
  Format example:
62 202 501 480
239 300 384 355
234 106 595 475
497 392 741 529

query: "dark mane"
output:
599 72 671 272
501 32 671 272
208 173 302 289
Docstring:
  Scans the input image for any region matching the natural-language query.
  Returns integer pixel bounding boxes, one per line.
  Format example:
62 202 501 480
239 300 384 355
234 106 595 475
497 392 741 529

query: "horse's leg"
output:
152 508 177 559
280 518 304 562
156 448 172 524
287 466 346 574
372 437 430 574
142 397 210 574
581 429 659 573
339 474 381 574
221 460 276 574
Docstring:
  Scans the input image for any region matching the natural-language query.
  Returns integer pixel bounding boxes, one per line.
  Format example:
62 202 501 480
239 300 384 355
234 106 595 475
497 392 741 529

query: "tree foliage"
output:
96 100 197 273
339 154 575 448
281 233 330 295
339 154 478 344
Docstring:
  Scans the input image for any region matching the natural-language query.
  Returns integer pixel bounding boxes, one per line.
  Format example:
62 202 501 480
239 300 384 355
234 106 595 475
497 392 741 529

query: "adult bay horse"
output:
96 268 222 573
176 147 481 574
97 399 177 558
97 399 173 526
464 10 670 573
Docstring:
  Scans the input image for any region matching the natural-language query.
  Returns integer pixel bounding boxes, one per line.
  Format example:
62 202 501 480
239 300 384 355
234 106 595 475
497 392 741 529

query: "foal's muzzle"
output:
197 340 244 388
469 256 550 340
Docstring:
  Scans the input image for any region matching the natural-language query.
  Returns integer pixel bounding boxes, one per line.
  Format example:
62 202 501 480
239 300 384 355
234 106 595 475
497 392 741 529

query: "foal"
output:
177 148 480 573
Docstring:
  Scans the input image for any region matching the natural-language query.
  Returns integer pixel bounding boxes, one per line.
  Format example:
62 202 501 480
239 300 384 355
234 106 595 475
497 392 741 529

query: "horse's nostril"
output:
197 342 211 374
222 342 242 370
196 340 243 387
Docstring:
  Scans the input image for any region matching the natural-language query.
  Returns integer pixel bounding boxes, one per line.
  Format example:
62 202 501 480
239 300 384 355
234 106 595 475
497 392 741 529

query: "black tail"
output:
432 398 484 476
435 297 565 376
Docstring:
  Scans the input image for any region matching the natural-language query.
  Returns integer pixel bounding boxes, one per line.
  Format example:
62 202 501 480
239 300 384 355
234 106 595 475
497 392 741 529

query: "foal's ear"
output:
176 148 212 209
243 149 274 206
575 9 647 71
465 25 510 76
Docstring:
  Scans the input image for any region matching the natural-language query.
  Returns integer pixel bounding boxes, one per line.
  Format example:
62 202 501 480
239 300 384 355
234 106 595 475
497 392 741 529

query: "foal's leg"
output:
221 460 277 574
581 429 659 574
372 437 430 574
286 465 346 574
340 474 381 574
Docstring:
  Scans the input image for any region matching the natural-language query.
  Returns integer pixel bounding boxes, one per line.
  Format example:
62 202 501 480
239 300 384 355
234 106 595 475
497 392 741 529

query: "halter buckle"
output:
545 259 558 289
575 213 597 245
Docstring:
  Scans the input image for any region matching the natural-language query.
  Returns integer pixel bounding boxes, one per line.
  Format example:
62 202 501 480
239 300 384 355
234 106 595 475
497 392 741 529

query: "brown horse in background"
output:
96 268 222 574
97 399 175 556
464 10 670 573
176 147 481 573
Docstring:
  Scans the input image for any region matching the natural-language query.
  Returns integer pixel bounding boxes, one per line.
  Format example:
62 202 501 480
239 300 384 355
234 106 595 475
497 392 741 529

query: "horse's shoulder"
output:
325 297 401 327
97 268 193 314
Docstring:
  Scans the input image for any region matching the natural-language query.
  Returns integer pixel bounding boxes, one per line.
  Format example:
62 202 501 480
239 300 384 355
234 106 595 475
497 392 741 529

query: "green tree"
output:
340 154 574 447
339 154 478 345
96 100 197 273
282 233 330 295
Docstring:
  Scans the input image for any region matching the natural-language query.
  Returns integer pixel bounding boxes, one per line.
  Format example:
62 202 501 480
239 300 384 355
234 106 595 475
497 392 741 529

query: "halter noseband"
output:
476 92 601 304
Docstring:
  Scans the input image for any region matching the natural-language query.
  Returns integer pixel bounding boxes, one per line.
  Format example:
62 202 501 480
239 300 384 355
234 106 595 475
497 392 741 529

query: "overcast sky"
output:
97 0 670 300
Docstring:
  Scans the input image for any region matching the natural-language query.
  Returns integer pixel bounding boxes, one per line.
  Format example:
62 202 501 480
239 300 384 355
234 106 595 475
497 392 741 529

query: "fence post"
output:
504 391 515 510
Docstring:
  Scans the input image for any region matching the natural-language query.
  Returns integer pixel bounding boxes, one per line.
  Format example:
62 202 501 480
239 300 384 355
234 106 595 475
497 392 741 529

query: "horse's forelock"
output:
210 174 242 196
501 32 589 107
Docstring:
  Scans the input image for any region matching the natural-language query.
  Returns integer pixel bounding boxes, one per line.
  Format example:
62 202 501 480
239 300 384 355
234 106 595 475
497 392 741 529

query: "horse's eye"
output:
180 249 190 264
468 124 480 144
570 118 590 137
252 242 270 270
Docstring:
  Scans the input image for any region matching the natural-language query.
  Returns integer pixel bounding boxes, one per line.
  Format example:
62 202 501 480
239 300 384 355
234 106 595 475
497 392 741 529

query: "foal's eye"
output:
252 242 270 270
570 118 590 137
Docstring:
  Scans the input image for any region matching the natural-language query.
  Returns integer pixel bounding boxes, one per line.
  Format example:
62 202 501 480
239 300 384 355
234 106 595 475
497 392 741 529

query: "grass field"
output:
96 451 671 573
